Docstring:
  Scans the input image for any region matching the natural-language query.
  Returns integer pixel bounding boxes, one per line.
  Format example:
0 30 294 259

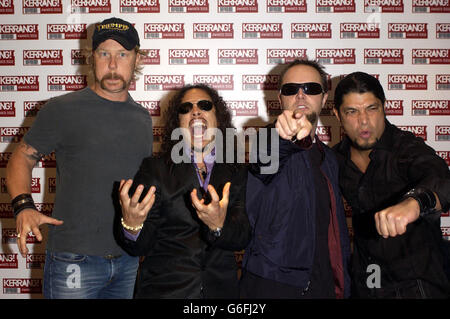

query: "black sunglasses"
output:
280 82 324 96
178 100 214 114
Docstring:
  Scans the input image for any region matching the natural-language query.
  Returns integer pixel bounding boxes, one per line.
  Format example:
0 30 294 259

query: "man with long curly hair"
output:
117 84 251 298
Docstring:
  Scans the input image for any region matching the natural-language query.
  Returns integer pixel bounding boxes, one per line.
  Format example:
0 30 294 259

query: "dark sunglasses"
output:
178 100 214 114
280 82 324 96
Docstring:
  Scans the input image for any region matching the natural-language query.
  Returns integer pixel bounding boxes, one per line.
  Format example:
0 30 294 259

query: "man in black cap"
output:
6 17 153 299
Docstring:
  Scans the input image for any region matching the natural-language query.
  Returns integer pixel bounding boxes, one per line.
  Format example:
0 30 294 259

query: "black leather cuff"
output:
11 193 36 218
402 187 437 217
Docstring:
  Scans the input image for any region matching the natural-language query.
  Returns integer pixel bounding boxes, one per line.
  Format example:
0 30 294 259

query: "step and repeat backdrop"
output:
0 0 449 298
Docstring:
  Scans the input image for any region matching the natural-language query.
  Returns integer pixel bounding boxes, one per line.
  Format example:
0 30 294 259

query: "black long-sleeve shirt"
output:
333 119 450 297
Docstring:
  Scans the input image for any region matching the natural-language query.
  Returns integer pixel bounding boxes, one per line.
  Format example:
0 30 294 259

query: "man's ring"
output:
17 233 21 239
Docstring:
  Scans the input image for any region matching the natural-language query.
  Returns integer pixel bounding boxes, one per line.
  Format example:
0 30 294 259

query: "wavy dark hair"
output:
334 72 386 113
160 84 234 162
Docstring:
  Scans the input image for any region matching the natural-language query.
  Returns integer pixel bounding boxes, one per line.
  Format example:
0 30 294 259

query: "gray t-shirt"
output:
25 87 153 256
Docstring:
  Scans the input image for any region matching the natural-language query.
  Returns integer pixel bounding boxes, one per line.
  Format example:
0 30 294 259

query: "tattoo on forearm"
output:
19 141 43 162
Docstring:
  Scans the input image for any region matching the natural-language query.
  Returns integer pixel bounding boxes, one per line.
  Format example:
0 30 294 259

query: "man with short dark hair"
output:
6 17 153 299
240 59 351 298
333 71 450 298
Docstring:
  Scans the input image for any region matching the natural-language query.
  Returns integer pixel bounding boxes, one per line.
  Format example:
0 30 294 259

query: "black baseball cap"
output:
92 17 140 51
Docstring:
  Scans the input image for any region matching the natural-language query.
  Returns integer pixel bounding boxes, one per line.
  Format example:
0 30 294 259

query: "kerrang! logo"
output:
397 125 427 140
47 75 87 91
71 49 87 65
0 254 18 269
0 127 30 144
193 23 234 39
242 23 283 38
436 23 450 38
412 49 450 64
226 100 258 116
291 23 332 39
23 0 63 14
364 49 404 64
136 100 160 116
144 23 185 39
412 100 450 116
3 278 42 294
26 254 46 269
0 50 15 66
0 0 14 13
340 23 380 38
242 74 279 90
267 100 282 116
0 24 39 40
435 126 450 141
388 74 427 90
47 24 87 40
0 76 39 92
316 126 331 142
316 48 356 64
384 100 404 115
267 49 307 64
388 23 427 39
23 49 63 66
140 49 160 65
436 74 450 90
218 49 258 64
193 75 234 90
217 0 258 13
144 75 185 91
24 100 47 117
412 0 450 13
0 101 15 117
169 49 209 65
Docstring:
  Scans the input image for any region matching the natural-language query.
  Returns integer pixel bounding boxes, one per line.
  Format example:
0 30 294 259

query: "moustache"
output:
102 73 125 81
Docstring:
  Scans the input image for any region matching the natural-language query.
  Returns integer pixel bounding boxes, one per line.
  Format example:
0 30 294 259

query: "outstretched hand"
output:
119 179 156 234
275 108 314 142
190 182 230 231
16 209 63 258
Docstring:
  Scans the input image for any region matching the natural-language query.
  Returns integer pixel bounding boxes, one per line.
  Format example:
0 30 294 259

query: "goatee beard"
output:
306 112 318 125
351 138 379 151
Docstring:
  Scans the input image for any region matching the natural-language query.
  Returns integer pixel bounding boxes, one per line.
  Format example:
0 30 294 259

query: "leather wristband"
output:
11 193 37 218
402 187 436 217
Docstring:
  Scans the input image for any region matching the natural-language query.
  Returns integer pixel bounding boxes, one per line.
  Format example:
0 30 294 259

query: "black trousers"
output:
239 270 335 299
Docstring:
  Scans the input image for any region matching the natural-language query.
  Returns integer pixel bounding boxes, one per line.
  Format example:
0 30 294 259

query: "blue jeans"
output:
43 250 139 299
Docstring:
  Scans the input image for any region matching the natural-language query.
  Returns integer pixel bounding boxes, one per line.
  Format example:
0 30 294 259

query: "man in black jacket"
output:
333 71 450 298
117 84 251 298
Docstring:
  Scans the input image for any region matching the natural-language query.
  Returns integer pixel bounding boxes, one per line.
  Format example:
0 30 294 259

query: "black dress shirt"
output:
333 119 450 297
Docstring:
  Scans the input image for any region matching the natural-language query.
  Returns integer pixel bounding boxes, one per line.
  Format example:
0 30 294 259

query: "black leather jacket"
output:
117 156 251 298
